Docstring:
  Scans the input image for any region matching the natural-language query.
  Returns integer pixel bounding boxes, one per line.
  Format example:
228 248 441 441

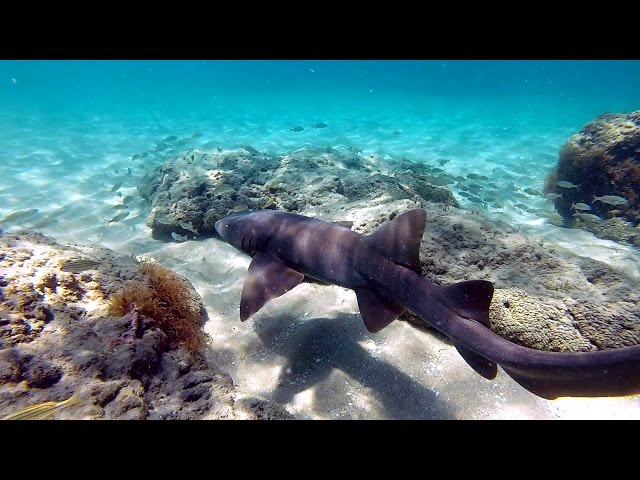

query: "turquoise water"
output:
2 60 639 268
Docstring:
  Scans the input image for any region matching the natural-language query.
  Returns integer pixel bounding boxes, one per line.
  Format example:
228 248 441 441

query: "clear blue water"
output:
2 60 639 268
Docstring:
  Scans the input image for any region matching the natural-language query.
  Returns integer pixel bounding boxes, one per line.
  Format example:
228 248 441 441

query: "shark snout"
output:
214 218 227 237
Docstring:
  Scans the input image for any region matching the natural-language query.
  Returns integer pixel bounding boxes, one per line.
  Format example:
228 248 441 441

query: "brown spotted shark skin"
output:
215 209 640 399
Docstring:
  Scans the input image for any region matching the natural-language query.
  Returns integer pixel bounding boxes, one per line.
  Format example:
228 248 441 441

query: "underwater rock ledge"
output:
137 146 459 240
0 231 292 420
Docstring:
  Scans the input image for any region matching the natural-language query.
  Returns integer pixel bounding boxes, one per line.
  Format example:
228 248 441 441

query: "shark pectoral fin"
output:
239 253 305 322
454 344 498 379
331 220 354 230
440 280 494 327
364 209 426 274
355 288 405 333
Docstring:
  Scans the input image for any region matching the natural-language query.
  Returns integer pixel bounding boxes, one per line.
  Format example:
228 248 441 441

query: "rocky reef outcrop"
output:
0 231 292 420
138 146 459 240
545 111 640 245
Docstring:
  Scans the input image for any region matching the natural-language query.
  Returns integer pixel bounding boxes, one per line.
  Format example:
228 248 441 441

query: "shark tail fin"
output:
440 280 498 379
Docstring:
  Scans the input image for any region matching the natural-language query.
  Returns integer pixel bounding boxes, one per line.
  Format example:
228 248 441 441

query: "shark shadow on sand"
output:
250 313 454 419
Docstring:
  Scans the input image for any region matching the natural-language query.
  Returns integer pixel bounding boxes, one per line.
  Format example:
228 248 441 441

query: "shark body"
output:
215 209 640 398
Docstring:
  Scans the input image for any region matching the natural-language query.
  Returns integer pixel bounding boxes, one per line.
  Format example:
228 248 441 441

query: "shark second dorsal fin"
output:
355 287 406 333
364 209 426 274
240 252 305 321
439 280 494 327
331 220 354 230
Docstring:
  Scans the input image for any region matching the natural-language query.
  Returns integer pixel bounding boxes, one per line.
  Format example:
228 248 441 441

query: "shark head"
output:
215 210 276 256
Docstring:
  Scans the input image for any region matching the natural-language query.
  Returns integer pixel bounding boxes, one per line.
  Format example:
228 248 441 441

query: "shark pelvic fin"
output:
240 252 305 321
355 287 406 333
454 344 498 379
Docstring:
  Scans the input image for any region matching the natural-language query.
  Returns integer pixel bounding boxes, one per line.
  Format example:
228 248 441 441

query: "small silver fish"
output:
2 391 82 420
164 135 178 142
573 212 602 222
110 182 123 193
556 180 580 189
108 212 129 224
212 184 233 195
132 154 140 160
171 232 188 242
592 194 629 206
524 188 541 196
0 208 39 224
228 204 249 214
310 177 324 185
262 198 274 208
61 259 102 273
192 132 203 138
112 204 128 210
545 193 563 200
571 202 591 211
122 195 134 204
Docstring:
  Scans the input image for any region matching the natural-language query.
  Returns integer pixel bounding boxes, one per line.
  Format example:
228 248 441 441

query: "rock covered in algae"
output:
545 111 640 241
0 231 291 419
137 146 459 240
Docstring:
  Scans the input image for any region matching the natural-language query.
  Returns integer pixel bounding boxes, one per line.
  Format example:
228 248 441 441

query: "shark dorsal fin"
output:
355 287 406 333
364 209 426 274
240 252 305 321
331 220 354 230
